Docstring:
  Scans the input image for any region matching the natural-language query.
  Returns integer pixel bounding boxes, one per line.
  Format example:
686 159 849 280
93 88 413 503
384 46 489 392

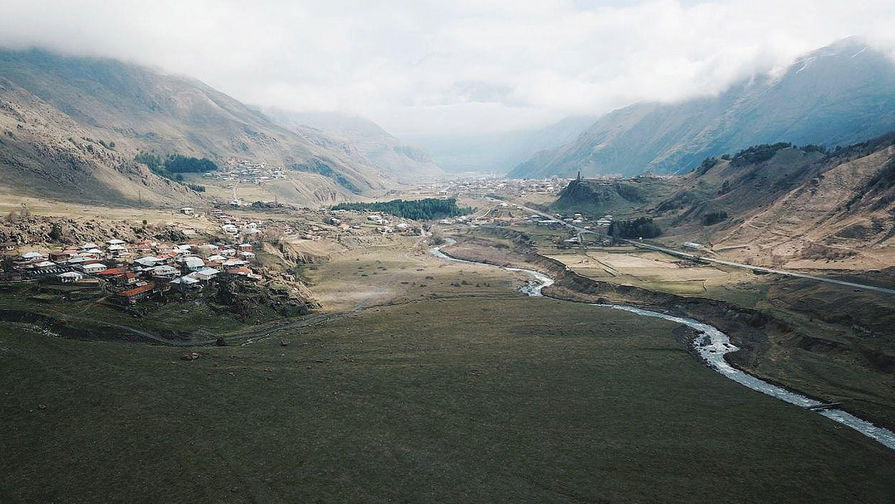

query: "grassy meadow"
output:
2 296 895 503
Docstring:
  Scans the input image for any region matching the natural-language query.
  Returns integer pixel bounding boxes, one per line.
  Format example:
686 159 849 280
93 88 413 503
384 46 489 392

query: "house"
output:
197 244 219 255
132 242 155 254
151 265 180 279
0 242 14 252
171 274 201 288
227 266 252 276
239 251 255 261
238 243 253 252
58 271 84 283
80 242 99 251
194 267 220 281
180 207 194 215
115 282 156 305
135 256 162 268
21 251 44 262
107 239 126 246
183 257 205 271
96 267 125 278
82 263 108 274
227 266 261 281
49 251 74 262
108 244 129 257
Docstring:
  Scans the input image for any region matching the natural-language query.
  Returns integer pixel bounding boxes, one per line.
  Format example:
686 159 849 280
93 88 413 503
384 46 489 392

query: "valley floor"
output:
2 232 895 503
3 295 895 503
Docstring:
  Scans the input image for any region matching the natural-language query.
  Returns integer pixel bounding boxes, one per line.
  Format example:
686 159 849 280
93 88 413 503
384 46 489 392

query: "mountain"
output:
407 115 597 174
262 109 443 181
0 48 389 206
552 133 895 267
511 38 895 179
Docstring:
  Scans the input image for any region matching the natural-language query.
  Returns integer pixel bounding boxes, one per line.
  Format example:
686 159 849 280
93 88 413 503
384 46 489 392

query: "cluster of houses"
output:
6 238 263 305
424 177 567 200
207 159 286 186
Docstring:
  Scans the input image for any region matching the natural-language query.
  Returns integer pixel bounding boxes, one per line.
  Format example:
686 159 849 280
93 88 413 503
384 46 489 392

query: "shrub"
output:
731 142 791 167
702 211 728 226
609 217 662 239
695 157 719 175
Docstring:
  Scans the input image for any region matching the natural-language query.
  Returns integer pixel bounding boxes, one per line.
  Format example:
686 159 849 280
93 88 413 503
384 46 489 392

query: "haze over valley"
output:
2 2 895 503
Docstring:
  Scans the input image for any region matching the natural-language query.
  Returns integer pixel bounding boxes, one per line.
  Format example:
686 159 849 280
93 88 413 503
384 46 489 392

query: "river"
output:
430 239 895 451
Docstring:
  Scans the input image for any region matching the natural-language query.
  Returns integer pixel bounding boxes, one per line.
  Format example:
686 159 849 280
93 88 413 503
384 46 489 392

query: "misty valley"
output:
2 4 895 503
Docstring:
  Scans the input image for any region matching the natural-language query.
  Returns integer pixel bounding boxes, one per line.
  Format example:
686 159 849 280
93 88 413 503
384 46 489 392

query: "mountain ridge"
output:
0 48 392 206
511 38 895 179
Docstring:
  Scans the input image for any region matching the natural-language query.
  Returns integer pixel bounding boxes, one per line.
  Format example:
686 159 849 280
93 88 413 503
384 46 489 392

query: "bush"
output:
695 157 719 175
332 198 471 220
164 155 218 174
609 217 662 239
718 180 732 195
702 211 728 226
731 142 791 167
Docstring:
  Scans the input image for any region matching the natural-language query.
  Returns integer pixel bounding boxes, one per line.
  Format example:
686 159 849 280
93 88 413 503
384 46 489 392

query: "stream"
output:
430 239 895 450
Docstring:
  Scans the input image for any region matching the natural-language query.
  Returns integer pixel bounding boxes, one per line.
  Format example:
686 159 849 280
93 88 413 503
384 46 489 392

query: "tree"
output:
608 217 661 239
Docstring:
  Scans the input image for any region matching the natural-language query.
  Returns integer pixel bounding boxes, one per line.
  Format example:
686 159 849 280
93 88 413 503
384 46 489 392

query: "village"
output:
205 158 287 186
2 229 264 305
0 200 435 317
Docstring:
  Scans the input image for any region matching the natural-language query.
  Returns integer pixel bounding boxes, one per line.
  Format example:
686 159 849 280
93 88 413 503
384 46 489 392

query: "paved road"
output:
500 198 895 296
625 239 895 296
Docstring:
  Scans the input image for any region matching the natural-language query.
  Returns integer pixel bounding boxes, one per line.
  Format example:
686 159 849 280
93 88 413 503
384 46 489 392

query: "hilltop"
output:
551 133 895 268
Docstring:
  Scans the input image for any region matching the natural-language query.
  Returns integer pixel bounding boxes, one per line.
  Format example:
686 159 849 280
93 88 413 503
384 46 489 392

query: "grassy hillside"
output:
550 133 895 268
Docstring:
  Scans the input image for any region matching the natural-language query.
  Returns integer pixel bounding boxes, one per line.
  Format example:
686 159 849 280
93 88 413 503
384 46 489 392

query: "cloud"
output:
1 0 894 135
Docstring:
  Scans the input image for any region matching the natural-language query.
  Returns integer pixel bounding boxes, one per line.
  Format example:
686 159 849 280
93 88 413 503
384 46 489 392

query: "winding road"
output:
504 200 895 296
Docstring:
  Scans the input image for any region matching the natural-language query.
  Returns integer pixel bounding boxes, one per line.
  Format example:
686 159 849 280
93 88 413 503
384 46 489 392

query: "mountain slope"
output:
0 49 388 206
263 109 443 181
512 38 895 178
553 133 895 268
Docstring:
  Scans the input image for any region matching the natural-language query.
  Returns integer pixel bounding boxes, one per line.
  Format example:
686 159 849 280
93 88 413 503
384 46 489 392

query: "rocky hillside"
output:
512 38 895 178
0 49 390 207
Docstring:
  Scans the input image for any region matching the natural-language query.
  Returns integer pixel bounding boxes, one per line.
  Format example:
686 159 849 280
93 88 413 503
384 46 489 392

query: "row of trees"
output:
730 142 792 167
135 153 218 175
701 211 728 226
608 217 662 239
134 153 216 189
332 198 472 220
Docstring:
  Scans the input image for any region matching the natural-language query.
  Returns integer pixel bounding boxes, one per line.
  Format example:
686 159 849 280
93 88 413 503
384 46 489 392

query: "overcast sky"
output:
2 0 894 135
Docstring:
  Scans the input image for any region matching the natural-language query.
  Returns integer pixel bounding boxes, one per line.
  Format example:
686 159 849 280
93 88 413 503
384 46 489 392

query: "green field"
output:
2 297 894 503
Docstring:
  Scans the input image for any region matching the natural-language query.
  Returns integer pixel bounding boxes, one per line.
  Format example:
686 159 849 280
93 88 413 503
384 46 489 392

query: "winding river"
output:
430 239 895 451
